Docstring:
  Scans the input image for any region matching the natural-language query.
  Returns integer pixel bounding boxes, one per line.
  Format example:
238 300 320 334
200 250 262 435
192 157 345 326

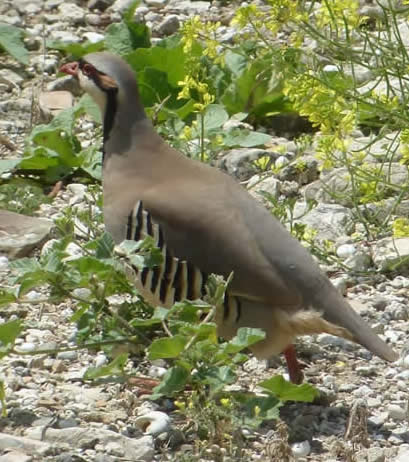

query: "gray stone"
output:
304 163 408 207
109 0 135 13
219 148 276 180
166 0 210 14
293 202 353 241
0 433 51 455
145 0 167 5
373 237 409 271
0 451 32 462
388 404 407 421
87 0 113 10
0 69 24 90
394 449 409 462
25 427 154 462
47 76 82 96
58 3 85 24
49 30 81 44
248 174 281 202
38 91 74 121
0 15 22 26
82 32 104 44
0 210 54 258
156 15 180 36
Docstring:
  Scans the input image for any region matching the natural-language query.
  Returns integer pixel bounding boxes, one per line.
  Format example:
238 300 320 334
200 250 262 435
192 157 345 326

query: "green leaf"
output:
84 353 129 379
0 380 6 416
105 22 135 56
200 365 236 393
0 290 17 307
202 104 229 131
238 393 282 427
149 335 187 359
79 146 102 181
50 40 105 59
95 232 115 259
76 94 102 124
259 375 319 402
0 159 20 174
0 319 24 348
151 365 190 397
224 129 272 148
10 257 41 275
223 327 266 355
127 45 186 88
138 67 173 107
0 24 28 64
131 306 168 327
224 51 247 77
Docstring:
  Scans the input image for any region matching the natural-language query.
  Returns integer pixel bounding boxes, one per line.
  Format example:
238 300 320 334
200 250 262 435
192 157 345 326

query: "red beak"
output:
60 62 79 76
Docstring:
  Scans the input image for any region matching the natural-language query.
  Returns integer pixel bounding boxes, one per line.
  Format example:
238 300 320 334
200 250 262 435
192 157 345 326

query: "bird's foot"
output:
283 344 304 384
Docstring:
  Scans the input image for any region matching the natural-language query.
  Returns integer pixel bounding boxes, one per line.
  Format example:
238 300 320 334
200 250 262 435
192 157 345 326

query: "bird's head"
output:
60 52 146 138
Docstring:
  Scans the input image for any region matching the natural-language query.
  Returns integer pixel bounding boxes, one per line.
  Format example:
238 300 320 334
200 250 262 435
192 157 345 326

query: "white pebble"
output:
291 440 311 458
26 291 42 300
0 256 9 270
336 243 356 259
17 342 36 353
72 288 92 300
401 355 409 369
275 156 289 169
95 353 108 368
323 64 338 73
388 404 407 421
135 411 171 436
62 242 84 261
148 365 167 378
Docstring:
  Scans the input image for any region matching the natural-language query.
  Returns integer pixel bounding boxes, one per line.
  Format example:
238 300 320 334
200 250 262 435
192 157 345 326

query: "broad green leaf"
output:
105 22 134 56
0 290 16 307
0 319 24 348
0 380 6 416
0 159 20 174
224 50 247 77
223 327 266 354
259 375 319 402
201 365 236 393
49 40 105 58
131 307 168 327
10 257 41 275
127 45 186 87
79 146 102 180
137 67 173 107
151 365 190 397
224 129 272 148
221 54 287 118
17 271 50 296
95 233 115 259
0 24 28 64
202 104 229 131
84 353 129 379
76 94 102 124
149 335 187 359
238 393 281 427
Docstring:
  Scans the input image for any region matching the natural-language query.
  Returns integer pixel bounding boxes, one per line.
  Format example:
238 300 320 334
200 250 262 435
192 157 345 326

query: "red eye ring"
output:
82 63 94 76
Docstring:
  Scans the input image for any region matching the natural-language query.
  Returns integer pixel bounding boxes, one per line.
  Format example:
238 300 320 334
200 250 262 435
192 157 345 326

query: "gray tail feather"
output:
314 280 398 362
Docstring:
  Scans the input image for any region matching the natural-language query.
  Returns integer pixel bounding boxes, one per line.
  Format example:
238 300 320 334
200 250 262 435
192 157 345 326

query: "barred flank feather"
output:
126 201 208 308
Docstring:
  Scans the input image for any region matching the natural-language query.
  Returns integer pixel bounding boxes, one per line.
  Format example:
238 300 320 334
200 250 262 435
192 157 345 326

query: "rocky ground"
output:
0 0 409 461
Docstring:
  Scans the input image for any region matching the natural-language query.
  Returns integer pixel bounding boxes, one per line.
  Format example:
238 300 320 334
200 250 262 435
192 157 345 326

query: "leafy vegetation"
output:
0 23 29 64
2 0 409 453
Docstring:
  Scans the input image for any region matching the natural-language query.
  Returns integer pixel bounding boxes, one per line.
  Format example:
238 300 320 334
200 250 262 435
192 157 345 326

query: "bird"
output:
60 52 398 383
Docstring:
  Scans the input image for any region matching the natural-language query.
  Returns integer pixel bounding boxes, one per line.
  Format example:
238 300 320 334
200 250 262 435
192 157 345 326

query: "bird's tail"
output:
311 278 398 362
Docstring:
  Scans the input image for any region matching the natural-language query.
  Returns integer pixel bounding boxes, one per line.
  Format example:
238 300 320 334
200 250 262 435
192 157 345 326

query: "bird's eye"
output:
82 63 95 76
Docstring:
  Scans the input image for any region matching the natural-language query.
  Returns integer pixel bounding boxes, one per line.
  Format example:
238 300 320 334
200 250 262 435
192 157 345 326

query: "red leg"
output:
283 344 304 384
